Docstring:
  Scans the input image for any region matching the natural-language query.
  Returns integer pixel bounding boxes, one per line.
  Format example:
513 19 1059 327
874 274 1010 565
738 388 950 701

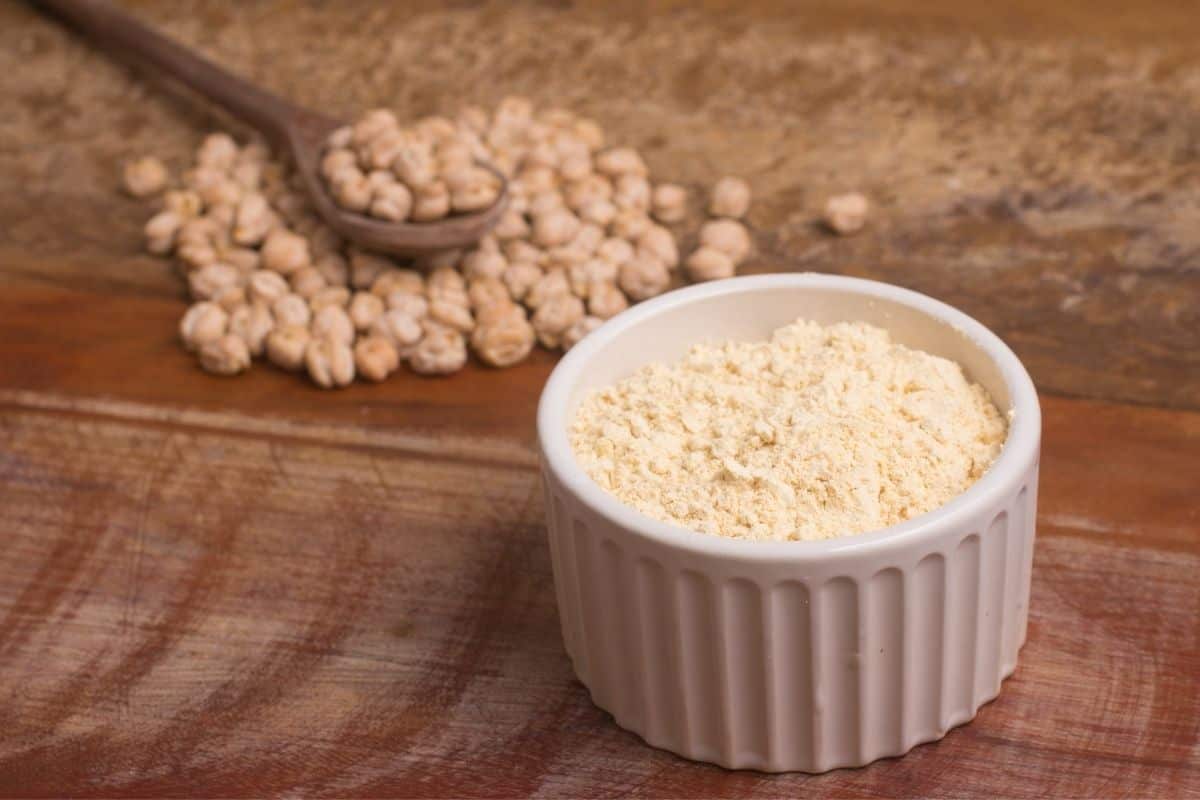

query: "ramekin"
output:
537 274 1040 772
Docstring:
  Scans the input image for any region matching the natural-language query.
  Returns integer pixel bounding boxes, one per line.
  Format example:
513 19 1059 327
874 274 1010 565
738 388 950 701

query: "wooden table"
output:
1 1 1197 796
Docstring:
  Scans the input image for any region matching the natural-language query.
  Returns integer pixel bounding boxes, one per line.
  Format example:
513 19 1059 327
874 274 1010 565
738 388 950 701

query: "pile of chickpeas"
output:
125 97 754 387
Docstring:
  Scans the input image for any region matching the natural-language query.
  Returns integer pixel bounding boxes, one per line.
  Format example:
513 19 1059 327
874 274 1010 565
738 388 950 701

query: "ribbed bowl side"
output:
543 464 1039 773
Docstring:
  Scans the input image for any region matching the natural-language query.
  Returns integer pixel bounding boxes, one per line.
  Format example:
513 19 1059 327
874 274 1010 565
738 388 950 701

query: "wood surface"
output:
0 1 1198 797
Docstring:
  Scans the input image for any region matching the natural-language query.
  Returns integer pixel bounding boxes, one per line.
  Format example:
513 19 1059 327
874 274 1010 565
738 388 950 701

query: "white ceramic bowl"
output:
537 273 1040 773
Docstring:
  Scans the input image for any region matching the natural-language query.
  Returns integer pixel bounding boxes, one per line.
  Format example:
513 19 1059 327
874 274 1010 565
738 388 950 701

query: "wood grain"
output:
3 0 1200 408
1 0 1199 796
0 392 1196 797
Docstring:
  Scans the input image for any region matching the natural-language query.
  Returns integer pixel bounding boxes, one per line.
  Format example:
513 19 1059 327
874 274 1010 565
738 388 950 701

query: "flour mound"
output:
570 319 1007 541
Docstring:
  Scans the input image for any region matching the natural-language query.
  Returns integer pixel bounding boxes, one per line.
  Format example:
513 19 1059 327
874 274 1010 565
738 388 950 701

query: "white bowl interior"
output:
564 283 1012 419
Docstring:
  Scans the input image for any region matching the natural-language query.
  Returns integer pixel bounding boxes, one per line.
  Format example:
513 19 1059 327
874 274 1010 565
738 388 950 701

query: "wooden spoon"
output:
37 0 508 257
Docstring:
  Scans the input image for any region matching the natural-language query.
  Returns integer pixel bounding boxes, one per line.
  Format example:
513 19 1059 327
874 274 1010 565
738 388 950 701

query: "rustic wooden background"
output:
1 1 1198 797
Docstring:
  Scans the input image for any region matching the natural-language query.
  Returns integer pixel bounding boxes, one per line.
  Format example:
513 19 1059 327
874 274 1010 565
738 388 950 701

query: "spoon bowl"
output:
39 0 507 258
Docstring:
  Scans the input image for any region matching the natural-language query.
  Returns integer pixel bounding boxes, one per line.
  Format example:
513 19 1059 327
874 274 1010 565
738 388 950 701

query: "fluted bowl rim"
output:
537 273 1040 563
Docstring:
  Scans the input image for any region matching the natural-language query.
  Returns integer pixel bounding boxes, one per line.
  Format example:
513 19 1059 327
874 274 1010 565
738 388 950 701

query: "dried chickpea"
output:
823 192 869 235
312 304 355 346
437 141 475 173
411 181 451 222
637 224 679 269
699 219 752 263
652 183 688 223
493 209 530 240
461 249 507 281
429 297 474 333
144 210 182 255
502 261 543 302
572 223 605 255
123 156 169 197
179 301 228 351
559 152 592 182
370 182 413 222
531 293 585 349
428 265 466 294
366 131 407 170
371 309 423 347
231 161 263 190
595 147 648 177
229 303 274 357
351 108 399 148
525 270 570 309
684 246 736 283
709 177 751 219
247 270 289 306
354 335 400 382
443 165 494 193
525 141 560 170
429 286 469 309
221 246 260 273
408 323 468 376
233 193 275 246
542 245 588 273
187 263 242 300
183 166 224 193
196 133 238 170
348 291 385 331
198 333 251 376
579 198 616 227
596 237 635 267
567 258 618 297
528 190 565 218
392 147 436 189
260 228 311 275
266 324 311 371
177 242 218 271
467 276 509 310
178 216 222 247
518 166 558 195
563 174 613 210
164 190 203 218
327 125 353 149
503 239 543 266
305 336 356 388
452 182 500 213
290 266 327 300
618 253 670 301
470 305 535 367
205 203 237 232
532 208 580 248
332 172 372 213
614 174 651 213
587 281 629 320
214 286 247 313
386 292 429 319
562 315 603 351
198 178 242 208
272 293 312 328
314 252 350 286
609 208 652 240
372 268 424 298
416 115 458 141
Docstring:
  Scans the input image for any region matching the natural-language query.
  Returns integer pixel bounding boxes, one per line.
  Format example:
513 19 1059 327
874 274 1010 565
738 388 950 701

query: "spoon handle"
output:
36 0 298 143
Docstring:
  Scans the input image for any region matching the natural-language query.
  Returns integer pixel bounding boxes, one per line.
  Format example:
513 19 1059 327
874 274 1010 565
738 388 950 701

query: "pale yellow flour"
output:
570 319 1007 541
